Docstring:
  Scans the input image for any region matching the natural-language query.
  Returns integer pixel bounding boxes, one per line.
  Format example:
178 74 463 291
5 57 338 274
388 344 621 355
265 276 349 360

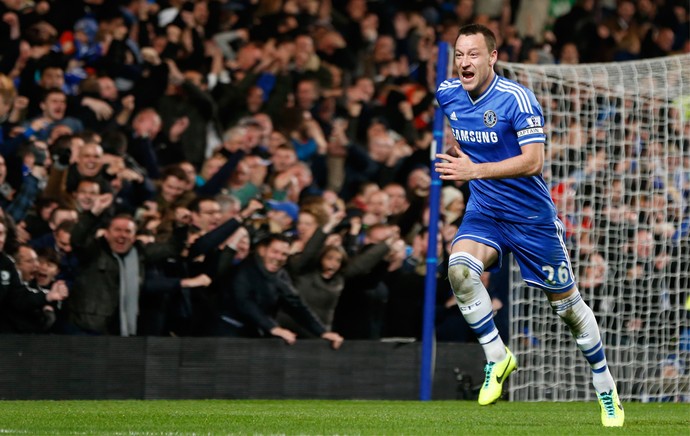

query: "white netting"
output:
497 54 690 402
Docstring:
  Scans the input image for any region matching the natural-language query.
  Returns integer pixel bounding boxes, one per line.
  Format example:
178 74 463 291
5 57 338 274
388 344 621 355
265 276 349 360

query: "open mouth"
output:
461 71 475 80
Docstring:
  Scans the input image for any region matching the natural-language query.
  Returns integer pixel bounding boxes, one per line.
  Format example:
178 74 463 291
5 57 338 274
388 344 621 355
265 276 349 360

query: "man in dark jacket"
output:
65 193 184 335
0 219 69 333
220 233 343 349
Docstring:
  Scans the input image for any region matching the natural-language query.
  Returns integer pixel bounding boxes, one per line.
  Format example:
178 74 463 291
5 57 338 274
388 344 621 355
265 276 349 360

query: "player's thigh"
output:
506 219 575 292
451 211 503 269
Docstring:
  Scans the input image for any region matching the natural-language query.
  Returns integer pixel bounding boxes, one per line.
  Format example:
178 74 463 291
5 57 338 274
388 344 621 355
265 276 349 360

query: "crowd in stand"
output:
0 0 687 344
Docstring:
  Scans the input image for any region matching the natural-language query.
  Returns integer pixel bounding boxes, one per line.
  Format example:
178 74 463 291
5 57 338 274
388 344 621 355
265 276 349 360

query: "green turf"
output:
0 400 687 435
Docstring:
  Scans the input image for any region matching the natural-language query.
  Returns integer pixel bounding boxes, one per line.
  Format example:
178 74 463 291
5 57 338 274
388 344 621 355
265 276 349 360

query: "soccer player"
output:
434 24 624 427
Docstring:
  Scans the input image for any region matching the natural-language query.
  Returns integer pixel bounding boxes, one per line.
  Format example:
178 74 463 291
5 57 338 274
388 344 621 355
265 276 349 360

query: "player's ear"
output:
489 50 498 68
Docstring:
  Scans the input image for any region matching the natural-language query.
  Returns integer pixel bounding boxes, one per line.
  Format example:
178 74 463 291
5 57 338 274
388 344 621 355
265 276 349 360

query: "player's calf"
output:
448 252 507 369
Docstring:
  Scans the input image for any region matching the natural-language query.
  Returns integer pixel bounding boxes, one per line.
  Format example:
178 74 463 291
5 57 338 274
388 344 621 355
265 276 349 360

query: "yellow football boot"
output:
597 387 625 427
478 347 517 405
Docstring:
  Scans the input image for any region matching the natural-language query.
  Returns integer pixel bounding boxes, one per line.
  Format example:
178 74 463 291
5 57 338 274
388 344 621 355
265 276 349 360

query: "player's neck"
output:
469 70 496 100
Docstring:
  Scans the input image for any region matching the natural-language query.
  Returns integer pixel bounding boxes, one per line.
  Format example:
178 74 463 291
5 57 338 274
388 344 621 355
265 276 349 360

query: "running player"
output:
434 23 624 427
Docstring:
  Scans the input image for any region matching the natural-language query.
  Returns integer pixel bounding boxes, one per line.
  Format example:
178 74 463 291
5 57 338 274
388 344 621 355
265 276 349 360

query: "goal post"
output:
497 54 690 402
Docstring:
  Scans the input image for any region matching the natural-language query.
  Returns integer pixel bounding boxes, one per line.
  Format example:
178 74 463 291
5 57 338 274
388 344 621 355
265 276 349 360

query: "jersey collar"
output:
468 73 499 106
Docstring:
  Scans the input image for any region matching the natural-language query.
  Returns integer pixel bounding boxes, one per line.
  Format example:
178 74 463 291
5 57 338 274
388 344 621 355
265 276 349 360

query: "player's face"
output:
454 33 497 97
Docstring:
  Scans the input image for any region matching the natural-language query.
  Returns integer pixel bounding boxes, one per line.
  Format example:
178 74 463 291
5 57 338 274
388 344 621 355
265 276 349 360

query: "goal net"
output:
497 54 690 402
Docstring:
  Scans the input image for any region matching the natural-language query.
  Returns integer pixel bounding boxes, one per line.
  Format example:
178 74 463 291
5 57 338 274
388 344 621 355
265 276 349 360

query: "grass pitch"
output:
0 399 687 435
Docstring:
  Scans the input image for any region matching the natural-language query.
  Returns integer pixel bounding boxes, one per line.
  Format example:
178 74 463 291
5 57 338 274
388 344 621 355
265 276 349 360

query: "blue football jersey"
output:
436 74 556 224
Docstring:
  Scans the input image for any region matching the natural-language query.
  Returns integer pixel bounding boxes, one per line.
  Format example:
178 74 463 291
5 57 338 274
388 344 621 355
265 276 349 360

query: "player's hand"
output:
435 145 476 181
321 332 344 350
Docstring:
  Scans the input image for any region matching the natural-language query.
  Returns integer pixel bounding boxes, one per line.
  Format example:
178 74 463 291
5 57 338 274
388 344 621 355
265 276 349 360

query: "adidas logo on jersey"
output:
450 112 458 120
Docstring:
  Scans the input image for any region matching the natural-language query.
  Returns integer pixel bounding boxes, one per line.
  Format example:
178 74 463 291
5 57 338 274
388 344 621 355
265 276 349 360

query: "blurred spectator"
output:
332 223 401 339
441 185 466 227
29 213 79 286
65 194 184 336
157 65 222 170
19 61 68 119
149 165 194 222
23 88 83 141
276 202 344 332
382 182 410 224
384 227 451 339
179 196 261 336
226 156 261 206
551 0 600 62
35 247 60 289
70 178 102 213
219 233 344 349
641 26 676 58
362 189 390 227
47 140 112 198
0 152 46 224
125 107 165 178
557 42 580 64
253 199 299 239
22 196 58 240
73 75 135 133
0 219 68 334
7 243 61 333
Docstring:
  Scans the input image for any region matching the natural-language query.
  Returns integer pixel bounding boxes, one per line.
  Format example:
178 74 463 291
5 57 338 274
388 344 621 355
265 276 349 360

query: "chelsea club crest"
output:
483 110 497 128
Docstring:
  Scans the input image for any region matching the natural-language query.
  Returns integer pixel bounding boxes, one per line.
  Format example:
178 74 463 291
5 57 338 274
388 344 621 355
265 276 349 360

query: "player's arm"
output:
435 142 544 181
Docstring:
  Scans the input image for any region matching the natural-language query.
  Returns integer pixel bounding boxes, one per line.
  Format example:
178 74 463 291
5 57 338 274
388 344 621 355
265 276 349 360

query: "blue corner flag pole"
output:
420 41 450 401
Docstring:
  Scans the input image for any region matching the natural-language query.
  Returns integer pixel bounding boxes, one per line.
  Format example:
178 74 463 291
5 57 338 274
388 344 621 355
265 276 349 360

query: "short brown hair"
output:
457 24 497 53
